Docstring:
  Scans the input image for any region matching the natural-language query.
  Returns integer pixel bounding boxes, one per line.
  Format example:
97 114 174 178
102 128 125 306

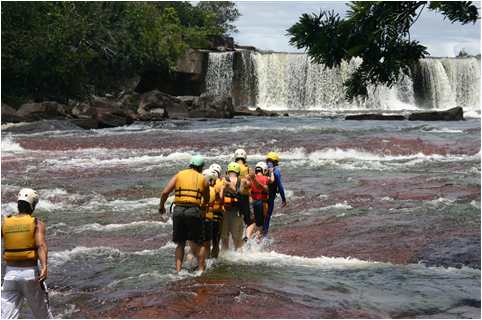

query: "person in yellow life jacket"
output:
233 149 253 228
200 168 218 258
221 162 251 251
208 163 225 258
159 155 210 273
1 188 53 319
246 162 274 240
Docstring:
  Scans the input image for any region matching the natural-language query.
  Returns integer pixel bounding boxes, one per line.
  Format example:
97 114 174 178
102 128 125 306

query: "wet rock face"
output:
16 101 71 121
187 95 235 118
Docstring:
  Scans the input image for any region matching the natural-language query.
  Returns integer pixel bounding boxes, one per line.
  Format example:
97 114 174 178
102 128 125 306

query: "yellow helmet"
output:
227 162 241 174
266 152 280 162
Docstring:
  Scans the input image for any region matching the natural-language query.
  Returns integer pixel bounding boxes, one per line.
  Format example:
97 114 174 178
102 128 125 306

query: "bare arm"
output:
202 179 210 206
159 175 177 215
36 220 48 282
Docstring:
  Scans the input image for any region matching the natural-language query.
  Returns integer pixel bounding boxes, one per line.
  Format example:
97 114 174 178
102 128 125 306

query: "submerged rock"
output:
345 114 406 120
408 107 464 121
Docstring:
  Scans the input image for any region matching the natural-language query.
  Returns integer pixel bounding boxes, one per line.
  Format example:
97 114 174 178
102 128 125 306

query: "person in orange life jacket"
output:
233 149 252 227
200 168 220 258
1 188 53 319
246 162 274 240
263 152 287 237
221 162 251 251
208 163 224 258
159 155 210 272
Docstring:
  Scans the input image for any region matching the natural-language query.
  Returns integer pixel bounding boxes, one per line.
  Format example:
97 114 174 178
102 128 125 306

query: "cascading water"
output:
204 52 234 97
204 50 480 113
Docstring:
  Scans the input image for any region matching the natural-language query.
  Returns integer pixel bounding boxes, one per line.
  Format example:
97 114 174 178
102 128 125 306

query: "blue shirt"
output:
269 166 286 202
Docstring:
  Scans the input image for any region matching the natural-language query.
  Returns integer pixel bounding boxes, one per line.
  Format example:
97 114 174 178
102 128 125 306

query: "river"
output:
1 115 480 318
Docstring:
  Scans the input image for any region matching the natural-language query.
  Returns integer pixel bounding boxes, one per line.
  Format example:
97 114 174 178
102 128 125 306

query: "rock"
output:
208 35 234 51
1 103 23 123
70 119 99 130
345 114 406 120
16 101 69 121
139 90 187 119
408 107 464 121
188 95 234 118
95 107 134 129
233 106 278 117
90 95 122 110
71 103 96 119
1 120 84 133
283 113 289 117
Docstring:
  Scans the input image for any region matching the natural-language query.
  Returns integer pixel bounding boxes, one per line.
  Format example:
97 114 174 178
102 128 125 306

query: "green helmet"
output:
190 155 204 167
227 162 240 174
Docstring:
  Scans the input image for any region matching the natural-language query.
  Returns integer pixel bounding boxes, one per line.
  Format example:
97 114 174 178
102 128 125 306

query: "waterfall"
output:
203 51 480 112
204 52 234 97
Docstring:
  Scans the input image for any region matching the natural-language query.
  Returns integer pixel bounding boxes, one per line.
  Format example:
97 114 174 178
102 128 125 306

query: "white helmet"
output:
234 148 247 161
255 161 268 172
202 169 217 183
17 188 39 210
209 163 222 178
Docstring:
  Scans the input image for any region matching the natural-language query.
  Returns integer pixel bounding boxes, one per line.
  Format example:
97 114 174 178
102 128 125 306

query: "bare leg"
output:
222 237 230 251
198 242 209 272
175 242 186 272
246 223 256 239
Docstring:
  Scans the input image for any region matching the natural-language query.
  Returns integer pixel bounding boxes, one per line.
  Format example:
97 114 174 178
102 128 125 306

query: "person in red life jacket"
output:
159 155 210 272
246 162 274 240
1 188 53 319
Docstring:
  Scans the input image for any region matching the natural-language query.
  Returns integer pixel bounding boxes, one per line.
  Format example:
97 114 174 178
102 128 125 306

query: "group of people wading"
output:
0 149 286 318
159 149 287 272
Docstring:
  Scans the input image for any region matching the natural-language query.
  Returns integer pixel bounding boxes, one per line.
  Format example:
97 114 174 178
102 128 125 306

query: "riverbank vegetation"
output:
1 1 240 106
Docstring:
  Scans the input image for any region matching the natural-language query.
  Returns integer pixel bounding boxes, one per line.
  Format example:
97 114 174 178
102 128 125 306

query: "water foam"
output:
1 136 25 152
74 220 171 233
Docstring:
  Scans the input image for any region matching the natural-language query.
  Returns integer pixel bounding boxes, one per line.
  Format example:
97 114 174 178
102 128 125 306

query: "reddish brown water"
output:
2 117 480 318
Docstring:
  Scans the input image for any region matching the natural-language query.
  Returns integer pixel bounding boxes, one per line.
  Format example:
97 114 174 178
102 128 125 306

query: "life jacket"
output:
174 169 205 206
238 162 250 178
223 175 241 208
2 215 37 262
204 186 216 221
251 174 269 201
212 179 224 213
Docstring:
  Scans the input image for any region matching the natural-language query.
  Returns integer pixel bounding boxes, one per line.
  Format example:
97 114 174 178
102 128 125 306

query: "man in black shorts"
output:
159 155 210 272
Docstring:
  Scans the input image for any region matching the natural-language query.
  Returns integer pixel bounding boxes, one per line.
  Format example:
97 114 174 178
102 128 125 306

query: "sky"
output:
232 1 481 57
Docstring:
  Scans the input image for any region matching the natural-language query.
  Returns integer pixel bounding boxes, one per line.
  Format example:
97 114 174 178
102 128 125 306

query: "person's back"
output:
1 188 52 319
221 162 245 250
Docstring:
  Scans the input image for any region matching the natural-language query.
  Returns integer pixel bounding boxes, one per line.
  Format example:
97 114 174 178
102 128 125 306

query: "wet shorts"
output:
203 219 213 242
238 194 252 225
172 205 204 244
252 200 266 227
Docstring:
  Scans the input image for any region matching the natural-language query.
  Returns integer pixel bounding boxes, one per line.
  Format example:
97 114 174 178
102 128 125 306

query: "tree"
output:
196 1 241 35
1 1 240 104
287 1 480 100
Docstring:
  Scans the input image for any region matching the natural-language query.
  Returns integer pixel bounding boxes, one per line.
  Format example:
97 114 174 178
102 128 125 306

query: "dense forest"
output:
1 1 240 106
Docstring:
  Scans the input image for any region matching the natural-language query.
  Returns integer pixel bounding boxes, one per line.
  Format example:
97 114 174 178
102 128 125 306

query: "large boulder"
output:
188 95 234 118
233 106 278 117
16 101 70 121
1 103 23 123
71 103 97 119
95 107 134 128
408 107 464 121
345 114 406 121
139 90 188 120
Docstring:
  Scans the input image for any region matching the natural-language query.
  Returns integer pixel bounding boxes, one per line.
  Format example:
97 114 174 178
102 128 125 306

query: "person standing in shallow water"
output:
221 162 250 251
246 162 274 240
1 188 53 319
159 155 210 272
233 149 252 230
264 152 287 237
